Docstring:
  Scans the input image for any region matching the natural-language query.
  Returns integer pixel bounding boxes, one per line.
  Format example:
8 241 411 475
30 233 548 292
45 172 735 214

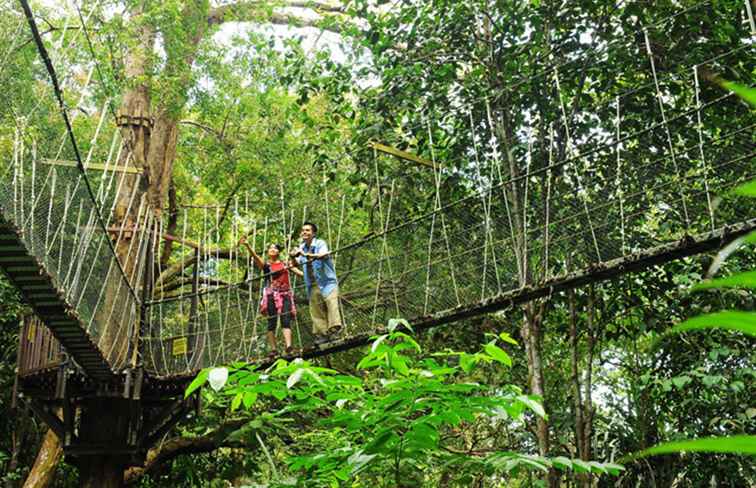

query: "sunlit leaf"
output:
185 368 209 398
693 271 756 291
485 342 512 367
622 435 756 462
719 80 756 108
668 311 756 337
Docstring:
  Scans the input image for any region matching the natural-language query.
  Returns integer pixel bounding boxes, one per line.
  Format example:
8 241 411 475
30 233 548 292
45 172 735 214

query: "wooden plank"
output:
41 159 142 175
368 141 435 168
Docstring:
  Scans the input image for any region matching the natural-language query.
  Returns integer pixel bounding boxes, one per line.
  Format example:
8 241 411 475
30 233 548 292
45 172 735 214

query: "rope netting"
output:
141 2 756 376
0 1 149 370
2 1 754 378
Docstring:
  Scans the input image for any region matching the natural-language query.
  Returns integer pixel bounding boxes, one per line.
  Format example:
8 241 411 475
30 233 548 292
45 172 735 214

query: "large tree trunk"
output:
22 430 61 488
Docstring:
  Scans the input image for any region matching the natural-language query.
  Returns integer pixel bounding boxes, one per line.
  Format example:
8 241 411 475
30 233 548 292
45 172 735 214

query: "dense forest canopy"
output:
0 0 754 486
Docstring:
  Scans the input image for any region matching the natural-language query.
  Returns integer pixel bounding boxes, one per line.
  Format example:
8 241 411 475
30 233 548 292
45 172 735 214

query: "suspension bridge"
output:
3 0 755 466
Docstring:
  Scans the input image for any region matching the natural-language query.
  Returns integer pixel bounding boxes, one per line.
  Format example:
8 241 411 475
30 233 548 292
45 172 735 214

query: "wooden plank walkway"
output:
0 215 113 380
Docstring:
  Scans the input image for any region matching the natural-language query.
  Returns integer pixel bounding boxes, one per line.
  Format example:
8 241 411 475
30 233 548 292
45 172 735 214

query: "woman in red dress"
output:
239 237 302 356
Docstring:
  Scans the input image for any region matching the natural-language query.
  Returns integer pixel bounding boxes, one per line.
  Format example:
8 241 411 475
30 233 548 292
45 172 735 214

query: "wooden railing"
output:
18 315 63 376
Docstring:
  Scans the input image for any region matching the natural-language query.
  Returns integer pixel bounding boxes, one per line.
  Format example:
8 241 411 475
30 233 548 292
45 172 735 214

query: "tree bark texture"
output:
22 429 61 488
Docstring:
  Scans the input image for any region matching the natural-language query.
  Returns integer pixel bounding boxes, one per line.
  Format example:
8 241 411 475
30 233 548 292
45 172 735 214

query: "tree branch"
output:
207 1 348 33
124 419 254 484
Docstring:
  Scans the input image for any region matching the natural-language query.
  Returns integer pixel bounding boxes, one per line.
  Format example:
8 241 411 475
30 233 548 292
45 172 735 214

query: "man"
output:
291 222 342 343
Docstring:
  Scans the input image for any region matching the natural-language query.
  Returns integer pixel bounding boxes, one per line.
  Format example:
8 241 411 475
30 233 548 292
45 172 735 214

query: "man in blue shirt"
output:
291 222 342 343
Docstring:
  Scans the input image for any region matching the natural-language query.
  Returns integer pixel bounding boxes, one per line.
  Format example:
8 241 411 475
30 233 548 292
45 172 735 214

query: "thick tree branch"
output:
207 1 348 33
124 419 254 484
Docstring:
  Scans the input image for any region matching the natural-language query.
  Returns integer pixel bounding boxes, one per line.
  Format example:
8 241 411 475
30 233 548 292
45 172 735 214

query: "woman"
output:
239 236 302 357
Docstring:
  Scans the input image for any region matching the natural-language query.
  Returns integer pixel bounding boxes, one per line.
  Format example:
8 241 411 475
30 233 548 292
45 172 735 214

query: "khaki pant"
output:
309 287 341 335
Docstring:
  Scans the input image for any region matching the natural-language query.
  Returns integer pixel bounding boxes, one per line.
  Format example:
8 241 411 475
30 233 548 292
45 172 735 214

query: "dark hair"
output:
267 243 282 252
302 221 318 234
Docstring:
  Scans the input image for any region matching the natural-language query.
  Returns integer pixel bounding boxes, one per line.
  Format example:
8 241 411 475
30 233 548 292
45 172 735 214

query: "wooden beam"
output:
41 159 142 175
368 142 435 168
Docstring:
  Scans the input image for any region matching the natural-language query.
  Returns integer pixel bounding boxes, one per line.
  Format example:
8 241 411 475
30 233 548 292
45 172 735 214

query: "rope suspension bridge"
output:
2 0 754 465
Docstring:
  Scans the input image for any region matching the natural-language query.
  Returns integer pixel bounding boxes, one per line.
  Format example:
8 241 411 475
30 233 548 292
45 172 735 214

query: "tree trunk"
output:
73 398 132 488
78 460 125 488
521 304 558 487
22 430 61 488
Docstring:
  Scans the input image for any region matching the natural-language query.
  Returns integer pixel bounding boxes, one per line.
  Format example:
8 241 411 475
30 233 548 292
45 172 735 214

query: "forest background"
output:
0 0 754 486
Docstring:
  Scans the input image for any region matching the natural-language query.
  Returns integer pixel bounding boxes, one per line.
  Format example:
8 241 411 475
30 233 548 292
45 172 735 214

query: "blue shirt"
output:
297 238 338 298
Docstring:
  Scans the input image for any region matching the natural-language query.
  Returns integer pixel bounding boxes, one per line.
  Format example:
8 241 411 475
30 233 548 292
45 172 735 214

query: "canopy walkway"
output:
4 1 755 387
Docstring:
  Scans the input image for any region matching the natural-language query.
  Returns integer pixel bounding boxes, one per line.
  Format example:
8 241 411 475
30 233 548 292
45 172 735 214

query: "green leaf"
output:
693 271 756 291
733 180 756 197
371 334 389 353
719 80 756 108
571 458 591 473
498 332 518 345
389 352 410 376
185 368 209 398
603 463 625 476
671 375 691 389
388 317 411 332
517 395 546 419
550 456 572 471
668 311 756 337
622 435 756 462
364 429 398 454
242 391 258 409
231 392 243 411
485 342 512 367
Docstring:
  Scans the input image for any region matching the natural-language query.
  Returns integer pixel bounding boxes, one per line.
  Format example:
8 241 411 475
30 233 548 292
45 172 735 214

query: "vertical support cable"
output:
746 0 756 35
555 68 603 262
615 96 627 254
486 99 521 283
427 121 461 307
469 109 502 298
543 124 554 280
694 65 716 231
644 29 690 230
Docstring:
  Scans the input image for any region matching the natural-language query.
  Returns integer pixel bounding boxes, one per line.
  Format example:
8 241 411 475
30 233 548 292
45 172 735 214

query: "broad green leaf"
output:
364 429 398 454
604 463 626 476
571 458 591 473
485 342 512 367
671 375 692 388
389 352 410 376
550 456 572 470
388 317 412 332
720 80 756 108
185 368 209 398
231 392 243 411
668 311 756 337
733 180 756 197
371 334 388 352
693 271 756 291
622 435 756 461
242 391 257 409
517 395 546 419
499 332 518 346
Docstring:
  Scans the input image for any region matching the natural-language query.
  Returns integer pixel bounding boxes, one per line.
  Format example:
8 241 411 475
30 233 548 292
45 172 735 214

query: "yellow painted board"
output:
172 337 188 356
